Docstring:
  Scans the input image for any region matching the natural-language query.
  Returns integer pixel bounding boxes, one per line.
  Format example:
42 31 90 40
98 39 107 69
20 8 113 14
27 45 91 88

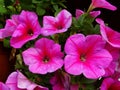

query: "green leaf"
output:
0 0 7 14
36 7 45 16
7 5 16 12
0 0 4 5
3 38 10 48
80 77 97 84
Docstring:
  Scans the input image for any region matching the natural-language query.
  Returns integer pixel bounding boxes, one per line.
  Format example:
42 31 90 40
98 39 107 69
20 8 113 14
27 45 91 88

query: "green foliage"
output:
72 13 100 35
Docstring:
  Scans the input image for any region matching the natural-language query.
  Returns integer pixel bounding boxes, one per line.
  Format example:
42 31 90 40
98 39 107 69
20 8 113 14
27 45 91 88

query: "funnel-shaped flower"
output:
5 71 48 90
10 10 41 48
76 9 101 19
41 9 72 36
50 71 79 90
90 0 117 11
0 15 19 38
22 38 64 74
100 78 120 90
64 34 112 79
96 18 120 48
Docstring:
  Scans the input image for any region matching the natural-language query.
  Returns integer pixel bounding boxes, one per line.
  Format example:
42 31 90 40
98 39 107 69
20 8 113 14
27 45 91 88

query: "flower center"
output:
80 54 86 62
43 56 49 63
57 25 63 30
27 29 33 36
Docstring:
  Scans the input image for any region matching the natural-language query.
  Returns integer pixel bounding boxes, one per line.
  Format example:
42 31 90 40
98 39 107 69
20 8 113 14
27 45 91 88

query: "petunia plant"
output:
0 0 120 90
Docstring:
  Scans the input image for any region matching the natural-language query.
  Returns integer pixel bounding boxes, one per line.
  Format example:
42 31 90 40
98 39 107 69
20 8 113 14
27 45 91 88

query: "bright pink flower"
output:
75 9 101 19
100 78 120 90
10 10 41 48
90 0 117 11
5 71 48 90
41 9 72 36
0 82 9 90
104 61 116 77
50 71 79 90
96 18 120 48
64 34 112 79
105 43 120 61
0 15 19 38
103 44 120 77
22 38 64 74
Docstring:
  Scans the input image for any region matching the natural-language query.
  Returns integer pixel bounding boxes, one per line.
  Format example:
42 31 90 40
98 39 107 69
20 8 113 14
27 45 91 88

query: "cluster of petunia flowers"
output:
0 0 120 90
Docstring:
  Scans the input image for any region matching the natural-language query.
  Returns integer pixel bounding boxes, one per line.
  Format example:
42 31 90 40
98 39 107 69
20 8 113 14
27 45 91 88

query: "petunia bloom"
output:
96 18 120 48
75 9 101 19
10 10 41 48
90 0 117 11
50 71 79 90
0 15 19 38
100 77 120 90
5 71 48 90
22 38 64 74
41 9 72 36
64 34 112 79
103 44 120 77
0 82 9 90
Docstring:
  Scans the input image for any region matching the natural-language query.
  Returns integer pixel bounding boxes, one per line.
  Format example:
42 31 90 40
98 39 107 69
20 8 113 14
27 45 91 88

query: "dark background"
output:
66 0 120 32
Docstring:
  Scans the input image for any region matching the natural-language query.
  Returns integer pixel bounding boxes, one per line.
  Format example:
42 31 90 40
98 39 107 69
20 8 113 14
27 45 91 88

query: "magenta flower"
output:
10 10 41 48
96 18 120 48
103 44 120 77
105 43 120 61
50 71 79 90
0 15 19 38
0 82 9 90
5 71 48 90
64 34 112 79
22 38 64 74
100 78 120 90
104 61 116 77
90 0 117 11
75 9 101 19
41 9 72 36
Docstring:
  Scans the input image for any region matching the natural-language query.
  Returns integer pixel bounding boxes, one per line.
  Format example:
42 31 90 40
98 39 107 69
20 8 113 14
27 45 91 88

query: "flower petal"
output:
91 0 117 11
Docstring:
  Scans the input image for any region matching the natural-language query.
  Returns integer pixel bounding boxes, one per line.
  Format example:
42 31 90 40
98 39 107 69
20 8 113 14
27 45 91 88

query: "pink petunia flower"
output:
0 82 9 90
22 38 64 74
103 44 120 77
0 15 19 38
75 9 101 19
100 77 120 90
10 10 41 48
96 18 120 48
41 9 72 36
5 71 48 90
64 34 112 79
50 71 79 90
90 0 117 11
